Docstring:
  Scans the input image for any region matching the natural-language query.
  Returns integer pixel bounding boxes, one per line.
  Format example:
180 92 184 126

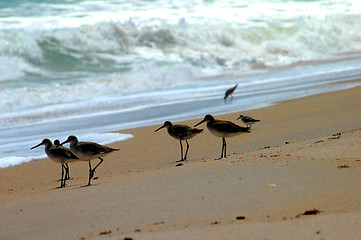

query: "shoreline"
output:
2 57 361 166
4 76 359 168
1 85 361 240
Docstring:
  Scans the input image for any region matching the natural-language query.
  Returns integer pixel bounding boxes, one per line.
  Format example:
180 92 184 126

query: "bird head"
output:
154 121 172 132
31 138 52 149
60 135 78 146
194 114 214 127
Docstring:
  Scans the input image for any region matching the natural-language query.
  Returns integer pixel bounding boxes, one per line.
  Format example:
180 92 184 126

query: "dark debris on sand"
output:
337 165 350 168
296 209 321 218
99 230 111 235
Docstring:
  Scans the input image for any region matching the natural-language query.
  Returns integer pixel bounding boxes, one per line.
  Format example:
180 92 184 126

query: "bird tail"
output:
240 126 251 133
193 129 204 134
101 148 119 154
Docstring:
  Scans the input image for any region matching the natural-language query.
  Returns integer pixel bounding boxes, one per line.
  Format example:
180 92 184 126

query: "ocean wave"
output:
1 0 361 113
1 13 361 83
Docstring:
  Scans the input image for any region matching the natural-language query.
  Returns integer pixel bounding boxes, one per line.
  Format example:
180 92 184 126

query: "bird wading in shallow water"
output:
224 84 238 103
195 115 250 159
61 135 119 186
155 121 203 162
31 139 79 188
237 115 260 129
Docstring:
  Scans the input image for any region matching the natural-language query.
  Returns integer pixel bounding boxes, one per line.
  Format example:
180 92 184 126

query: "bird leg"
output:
87 161 92 186
65 163 70 180
217 138 224 160
92 157 104 174
88 157 104 185
58 163 65 188
222 137 227 158
220 138 224 159
177 140 185 162
184 140 190 161
61 164 64 187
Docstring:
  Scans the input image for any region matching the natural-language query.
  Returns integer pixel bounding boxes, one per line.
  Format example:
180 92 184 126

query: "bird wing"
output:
213 121 250 133
243 116 260 122
78 142 118 155
243 116 254 122
53 146 79 160
172 125 194 138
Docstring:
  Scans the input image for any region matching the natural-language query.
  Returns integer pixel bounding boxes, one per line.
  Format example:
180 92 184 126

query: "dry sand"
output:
1 84 361 240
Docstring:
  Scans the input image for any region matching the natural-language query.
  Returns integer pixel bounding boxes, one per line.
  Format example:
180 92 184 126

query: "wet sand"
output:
1 85 361 240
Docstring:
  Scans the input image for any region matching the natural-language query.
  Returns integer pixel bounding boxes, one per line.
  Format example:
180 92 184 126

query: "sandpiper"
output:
237 115 260 129
31 139 79 188
224 84 238 103
54 139 70 180
194 114 250 159
155 121 203 162
61 135 119 186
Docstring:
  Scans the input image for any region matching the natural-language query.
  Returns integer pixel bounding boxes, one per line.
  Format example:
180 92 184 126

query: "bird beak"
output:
31 143 42 150
60 140 68 146
236 116 241 120
194 119 206 127
154 125 165 132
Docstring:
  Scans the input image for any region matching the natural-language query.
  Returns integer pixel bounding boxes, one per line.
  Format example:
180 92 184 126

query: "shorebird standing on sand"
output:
155 121 203 162
54 139 70 180
61 135 119 186
31 139 79 188
237 115 260 129
224 84 238 103
195 114 250 159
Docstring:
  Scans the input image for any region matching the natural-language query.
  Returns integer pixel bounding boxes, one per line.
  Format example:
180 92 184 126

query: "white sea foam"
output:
1 1 361 86
0 156 44 169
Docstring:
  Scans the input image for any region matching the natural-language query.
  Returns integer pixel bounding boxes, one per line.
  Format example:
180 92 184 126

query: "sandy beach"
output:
1 84 361 240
